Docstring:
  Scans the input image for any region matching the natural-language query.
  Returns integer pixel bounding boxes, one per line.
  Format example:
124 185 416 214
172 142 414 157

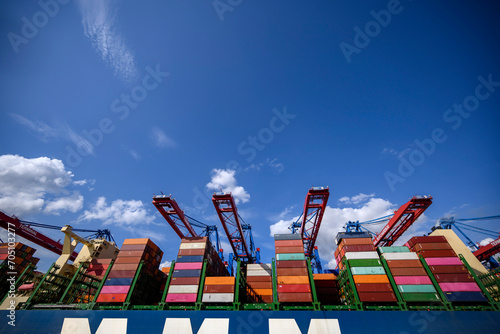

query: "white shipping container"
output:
247 263 272 271
246 269 272 276
344 251 379 260
167 284 199 294
382 252 419 260
202 293 234 303
179 242 207 250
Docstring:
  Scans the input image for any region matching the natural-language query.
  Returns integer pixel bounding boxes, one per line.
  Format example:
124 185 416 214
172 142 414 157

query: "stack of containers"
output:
313 273 340 304
202 276 235 303
407 236 487 303
167 237 228 303
246 263 273 303
0 242 39 274
335 233 397 303
97 238 163 304
274 234 312 303
87 258 112 279
378 246 439 303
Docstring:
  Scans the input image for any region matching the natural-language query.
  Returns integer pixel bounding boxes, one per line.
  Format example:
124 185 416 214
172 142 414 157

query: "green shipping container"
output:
400 292 441 302
398 284 436 293
351 266 386 275
377 246 410 254
276 253 306 261
348 259 382 267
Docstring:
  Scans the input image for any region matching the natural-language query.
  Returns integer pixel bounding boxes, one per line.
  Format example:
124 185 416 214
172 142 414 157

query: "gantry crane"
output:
0 211 114 261
152 194 223 259
212 192 259 268
290 187 330 273
345 195 433 247
432 215 500 268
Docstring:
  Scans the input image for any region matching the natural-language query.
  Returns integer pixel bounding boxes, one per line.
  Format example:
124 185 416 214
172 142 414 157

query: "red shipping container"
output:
246 276 272 282
178 249 206 256
277 284 311 293
277 267 308 276
434 273 475 283
386 260 423 268
429 265 467 274
203 285 235 293
338 238 374 248
419 250 456 258
357 292 397 302
120 244 148 252
274 240 304 247
247 282 273 289
355 283 393 292
315 287 339 295
278 292 312 302
407 236 447 248
96 293 128 303
314 280 338 288
275 246 305 254
111 263 140 271
389 267 428 276
170 277 201 285
276 260 307 268
114 256 143 264
413 243 452 251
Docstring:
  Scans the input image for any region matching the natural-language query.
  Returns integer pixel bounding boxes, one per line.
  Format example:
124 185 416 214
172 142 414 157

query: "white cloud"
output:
151 127 176 149
0 155 84 216
479 238 494 246
206 169 250 204
44 192 84 215
79 197 156 226
77 0 138 83
270 195 396 270
159 260 172 269
339 193 375 205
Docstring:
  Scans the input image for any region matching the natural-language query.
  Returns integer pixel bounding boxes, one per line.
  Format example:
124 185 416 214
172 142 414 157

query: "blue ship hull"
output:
1 310 499 333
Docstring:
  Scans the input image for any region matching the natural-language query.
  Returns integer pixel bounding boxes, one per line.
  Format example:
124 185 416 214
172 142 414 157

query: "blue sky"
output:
1 1 499 271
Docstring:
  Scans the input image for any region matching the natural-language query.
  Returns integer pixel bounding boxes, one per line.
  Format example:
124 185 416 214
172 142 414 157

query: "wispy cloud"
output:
151 127 176 149
122 145 141 160
77 0 138 83
10 114 57 142
381 147 411 158
244 158 284 174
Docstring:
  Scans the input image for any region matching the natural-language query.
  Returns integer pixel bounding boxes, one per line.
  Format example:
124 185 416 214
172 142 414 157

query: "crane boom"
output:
152 195 198 238
0 211 78 261
212 193 252 262
473 237 500 261
372 196 433 247
299 187 330 256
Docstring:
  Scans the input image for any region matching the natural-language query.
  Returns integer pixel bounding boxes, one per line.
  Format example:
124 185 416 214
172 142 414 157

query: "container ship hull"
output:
2 310 500 333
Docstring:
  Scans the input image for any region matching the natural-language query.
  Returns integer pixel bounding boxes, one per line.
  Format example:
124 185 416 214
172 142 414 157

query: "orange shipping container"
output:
353 274 389 284
313 273 337 280
204 276 235 285
277 275 309 285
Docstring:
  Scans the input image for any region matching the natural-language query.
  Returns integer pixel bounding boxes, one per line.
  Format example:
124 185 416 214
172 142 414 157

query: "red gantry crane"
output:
0 211 79 261
345 195 433 247
212 193 259 264
152 194 224 260
289 187 330 273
